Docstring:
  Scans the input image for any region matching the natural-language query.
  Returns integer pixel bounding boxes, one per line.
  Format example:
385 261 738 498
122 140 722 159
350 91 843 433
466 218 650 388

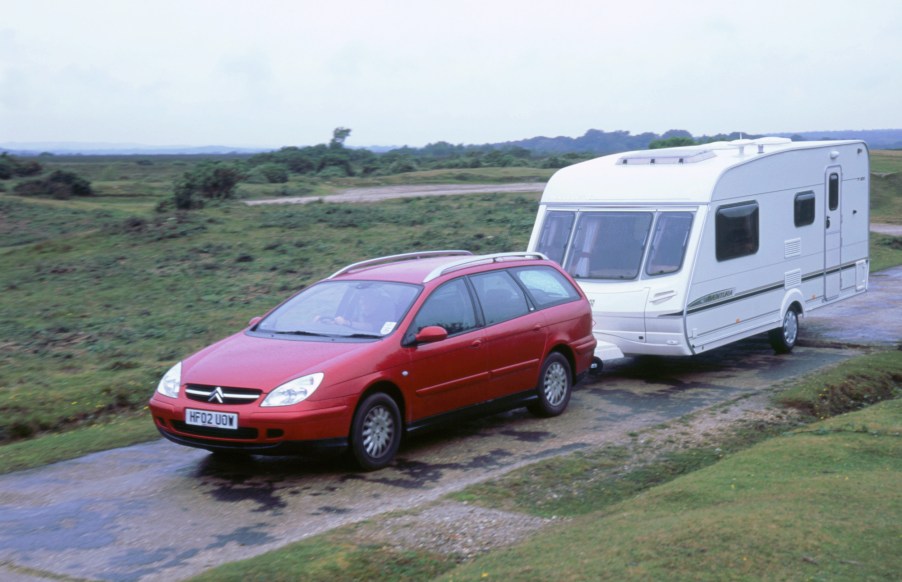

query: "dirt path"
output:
244 183 545 206
871 222 902 236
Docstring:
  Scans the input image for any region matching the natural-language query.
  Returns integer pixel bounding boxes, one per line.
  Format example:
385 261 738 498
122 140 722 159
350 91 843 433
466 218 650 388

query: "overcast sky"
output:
2 0 900 148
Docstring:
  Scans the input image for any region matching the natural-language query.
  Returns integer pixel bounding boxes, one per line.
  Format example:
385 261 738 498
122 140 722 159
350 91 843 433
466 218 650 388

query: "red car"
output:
149 251 596 470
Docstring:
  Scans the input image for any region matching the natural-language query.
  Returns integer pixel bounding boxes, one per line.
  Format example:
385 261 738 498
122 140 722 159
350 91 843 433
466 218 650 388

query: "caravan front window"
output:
535 211 575 265
564 212 653 280
646 212 693 276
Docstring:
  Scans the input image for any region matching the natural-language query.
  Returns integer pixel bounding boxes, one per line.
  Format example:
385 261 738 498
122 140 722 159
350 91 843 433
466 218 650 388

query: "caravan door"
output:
824 168 842 300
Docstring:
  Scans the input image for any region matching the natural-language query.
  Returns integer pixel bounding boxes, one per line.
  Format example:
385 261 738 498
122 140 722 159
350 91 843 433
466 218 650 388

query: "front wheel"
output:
350 392 402 471
769 308 799 354
528 353 572 417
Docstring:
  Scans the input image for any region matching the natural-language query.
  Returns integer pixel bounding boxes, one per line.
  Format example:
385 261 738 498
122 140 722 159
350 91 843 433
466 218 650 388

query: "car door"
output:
402 278 488 420
469 269 547 401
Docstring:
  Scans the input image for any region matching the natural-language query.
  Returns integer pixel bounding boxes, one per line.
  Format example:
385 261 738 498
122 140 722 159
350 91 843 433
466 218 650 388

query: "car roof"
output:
328 251 552 285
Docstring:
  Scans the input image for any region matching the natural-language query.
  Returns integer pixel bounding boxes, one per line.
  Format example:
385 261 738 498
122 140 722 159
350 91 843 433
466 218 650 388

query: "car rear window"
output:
470 270 531 325
512 266 581 308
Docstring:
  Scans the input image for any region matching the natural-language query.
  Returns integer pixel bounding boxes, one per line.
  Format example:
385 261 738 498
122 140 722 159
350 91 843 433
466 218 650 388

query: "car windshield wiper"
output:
341 332 382 339
269 330 329 337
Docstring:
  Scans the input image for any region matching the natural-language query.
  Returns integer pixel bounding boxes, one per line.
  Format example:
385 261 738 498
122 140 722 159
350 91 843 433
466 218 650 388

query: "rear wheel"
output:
769 308 799 354
528 353 572 417
350 392 401 471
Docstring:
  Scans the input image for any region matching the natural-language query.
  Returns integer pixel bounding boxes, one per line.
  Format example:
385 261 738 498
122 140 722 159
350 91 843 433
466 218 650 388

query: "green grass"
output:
0 180 541 451
190 533 453 582
871 171 902 224
871 232 902 271
0 413 157 474
445 400 901 581
183 350 901 581
1 151 901 472
775 348 902 419
870 149 902 174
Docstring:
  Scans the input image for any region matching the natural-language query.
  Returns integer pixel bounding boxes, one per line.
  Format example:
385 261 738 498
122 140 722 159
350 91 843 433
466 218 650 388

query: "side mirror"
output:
248 316 262 328
414 325 448 344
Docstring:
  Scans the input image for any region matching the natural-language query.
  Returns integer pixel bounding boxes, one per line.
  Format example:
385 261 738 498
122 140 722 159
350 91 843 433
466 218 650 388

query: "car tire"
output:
350 392 402 471
528 353 572 418
769 308 799 354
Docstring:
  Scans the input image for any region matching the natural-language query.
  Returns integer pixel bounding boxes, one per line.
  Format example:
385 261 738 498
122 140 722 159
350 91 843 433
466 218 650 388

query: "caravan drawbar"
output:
526 138 870 363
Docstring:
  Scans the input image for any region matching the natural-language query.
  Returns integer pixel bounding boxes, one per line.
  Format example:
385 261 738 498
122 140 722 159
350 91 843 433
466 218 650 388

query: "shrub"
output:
0 153 43 179
245 163 289 184
172 162 244 209
13 170 93 199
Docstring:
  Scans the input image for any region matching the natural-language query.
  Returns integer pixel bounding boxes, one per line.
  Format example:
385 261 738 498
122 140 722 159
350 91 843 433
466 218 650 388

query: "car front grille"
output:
171 421 259 440
185 384 262 405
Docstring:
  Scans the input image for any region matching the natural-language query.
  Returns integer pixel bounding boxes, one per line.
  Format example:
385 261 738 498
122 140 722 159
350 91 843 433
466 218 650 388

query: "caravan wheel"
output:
769 308 798 354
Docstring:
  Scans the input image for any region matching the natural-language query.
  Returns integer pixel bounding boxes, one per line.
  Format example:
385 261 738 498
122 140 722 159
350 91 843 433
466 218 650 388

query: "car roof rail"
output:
329 250 474 279
423 252 549 282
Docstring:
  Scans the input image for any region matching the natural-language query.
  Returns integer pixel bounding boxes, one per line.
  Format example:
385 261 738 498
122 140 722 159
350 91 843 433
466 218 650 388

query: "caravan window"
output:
535 211 575 265
564 212 653 280
828 173 840 211
646 212 693 276
715 202 759 261
794 191 815 227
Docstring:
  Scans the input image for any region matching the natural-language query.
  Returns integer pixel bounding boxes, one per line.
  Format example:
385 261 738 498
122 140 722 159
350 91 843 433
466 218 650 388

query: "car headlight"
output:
261 373 324 407
156 362 182 398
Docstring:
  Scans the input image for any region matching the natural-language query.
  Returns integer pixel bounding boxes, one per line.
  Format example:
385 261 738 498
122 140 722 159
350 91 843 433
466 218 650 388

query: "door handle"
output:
650 290 677 304
533 324 542 332
470 339 483 348
826 216 831 228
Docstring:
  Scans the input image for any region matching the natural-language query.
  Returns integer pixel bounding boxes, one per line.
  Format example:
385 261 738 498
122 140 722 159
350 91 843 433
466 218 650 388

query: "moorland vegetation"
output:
0 131 900 580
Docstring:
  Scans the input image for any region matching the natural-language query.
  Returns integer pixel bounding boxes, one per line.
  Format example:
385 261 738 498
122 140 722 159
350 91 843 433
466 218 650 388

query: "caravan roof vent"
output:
618 149 715 166
752 137 792 154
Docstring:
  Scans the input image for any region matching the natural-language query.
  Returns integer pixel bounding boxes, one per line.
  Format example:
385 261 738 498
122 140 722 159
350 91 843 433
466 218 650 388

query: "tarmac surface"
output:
802 264 902 347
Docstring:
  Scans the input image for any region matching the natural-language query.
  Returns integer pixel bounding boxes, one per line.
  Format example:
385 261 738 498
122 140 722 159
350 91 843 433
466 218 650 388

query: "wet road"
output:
1 266 899 582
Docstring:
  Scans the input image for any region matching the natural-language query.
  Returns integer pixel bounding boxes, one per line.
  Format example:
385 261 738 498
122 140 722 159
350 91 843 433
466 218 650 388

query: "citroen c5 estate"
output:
149 251 596 470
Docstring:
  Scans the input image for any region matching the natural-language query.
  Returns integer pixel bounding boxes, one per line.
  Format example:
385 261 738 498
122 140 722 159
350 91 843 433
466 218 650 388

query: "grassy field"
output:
0 158 542 467
445 400 901 581
0 153 901 472
870 149 902 174
1 152 901 578
189 350 902 581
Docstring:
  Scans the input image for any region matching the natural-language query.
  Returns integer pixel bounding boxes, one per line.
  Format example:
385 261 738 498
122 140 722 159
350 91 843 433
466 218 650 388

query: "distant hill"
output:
0 142 273 156
3 129 901 157
493 128 902 155
772 129 902 150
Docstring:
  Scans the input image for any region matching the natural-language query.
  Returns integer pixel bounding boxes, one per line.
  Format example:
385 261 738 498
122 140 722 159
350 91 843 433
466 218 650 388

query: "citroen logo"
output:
208 387 225 404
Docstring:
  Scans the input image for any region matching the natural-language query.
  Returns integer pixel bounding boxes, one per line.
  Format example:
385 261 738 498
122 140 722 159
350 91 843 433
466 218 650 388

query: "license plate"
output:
185 409 238 430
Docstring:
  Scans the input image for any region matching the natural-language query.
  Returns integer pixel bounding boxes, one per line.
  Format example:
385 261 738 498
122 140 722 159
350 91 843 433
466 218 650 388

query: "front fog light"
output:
262 373 324 407
156 362 182 398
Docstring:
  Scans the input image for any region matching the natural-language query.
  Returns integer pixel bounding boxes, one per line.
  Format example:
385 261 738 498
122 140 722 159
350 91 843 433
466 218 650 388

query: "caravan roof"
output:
540 138 865 205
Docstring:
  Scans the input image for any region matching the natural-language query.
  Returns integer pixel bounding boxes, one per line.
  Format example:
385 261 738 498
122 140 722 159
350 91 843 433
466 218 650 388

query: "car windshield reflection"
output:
256 280 421 338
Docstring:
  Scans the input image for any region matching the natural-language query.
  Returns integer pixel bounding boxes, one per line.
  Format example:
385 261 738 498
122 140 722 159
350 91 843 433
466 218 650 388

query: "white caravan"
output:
526 138 870 365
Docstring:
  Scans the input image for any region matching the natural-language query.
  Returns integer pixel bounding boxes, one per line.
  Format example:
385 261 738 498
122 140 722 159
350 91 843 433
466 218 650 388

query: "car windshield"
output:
256 280 421 338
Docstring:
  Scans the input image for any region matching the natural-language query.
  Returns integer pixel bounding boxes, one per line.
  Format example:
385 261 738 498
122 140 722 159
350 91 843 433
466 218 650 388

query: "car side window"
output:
512 266 580 308
408 278 478 341
470 270 531 325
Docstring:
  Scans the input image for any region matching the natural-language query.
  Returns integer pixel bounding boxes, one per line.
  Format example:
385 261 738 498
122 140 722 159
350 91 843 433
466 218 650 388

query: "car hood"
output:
182 332 380 391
